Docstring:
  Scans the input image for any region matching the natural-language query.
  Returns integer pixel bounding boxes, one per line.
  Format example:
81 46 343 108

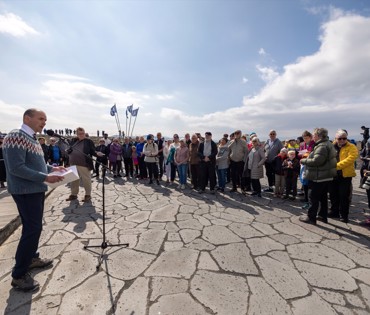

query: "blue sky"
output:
1 0 370 140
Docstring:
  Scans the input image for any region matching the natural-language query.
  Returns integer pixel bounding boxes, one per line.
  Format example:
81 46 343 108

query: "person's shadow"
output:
4 287 34 314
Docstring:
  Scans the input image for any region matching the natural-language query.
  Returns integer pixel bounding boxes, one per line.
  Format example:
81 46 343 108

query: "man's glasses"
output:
337 137 347 140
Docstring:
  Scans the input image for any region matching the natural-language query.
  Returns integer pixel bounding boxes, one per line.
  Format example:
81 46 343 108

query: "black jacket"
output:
198 140 218 164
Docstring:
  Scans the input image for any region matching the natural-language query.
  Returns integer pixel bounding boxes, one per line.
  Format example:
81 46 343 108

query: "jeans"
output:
12 192 45 278
177 164 188 185
217 168 227 189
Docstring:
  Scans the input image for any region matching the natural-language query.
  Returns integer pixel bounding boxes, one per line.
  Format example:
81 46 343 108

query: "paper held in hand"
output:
46 165 79 188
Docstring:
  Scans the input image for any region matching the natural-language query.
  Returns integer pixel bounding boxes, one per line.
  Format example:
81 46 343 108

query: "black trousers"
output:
307 181 330 220
138 156 147 178
329 176 352 219
190 164 200 189
95 158 107 177
146 162 159 181
251 179 261 193
170 162 177 182
366 189 370 209
230 160 245 190
199 161 216 190
265 162 275 187
285 176 298 197
123 157 133 177
12 192 45 278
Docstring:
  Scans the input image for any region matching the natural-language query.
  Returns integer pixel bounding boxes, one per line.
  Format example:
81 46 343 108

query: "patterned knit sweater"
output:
3 129 52 194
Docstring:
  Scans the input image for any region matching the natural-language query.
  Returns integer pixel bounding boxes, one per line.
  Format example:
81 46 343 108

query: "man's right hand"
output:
45 175 64 183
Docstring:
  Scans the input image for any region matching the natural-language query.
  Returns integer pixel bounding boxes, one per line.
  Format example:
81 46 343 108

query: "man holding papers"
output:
3 108 65 292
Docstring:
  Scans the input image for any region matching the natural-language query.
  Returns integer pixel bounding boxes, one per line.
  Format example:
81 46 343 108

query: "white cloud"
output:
242 77 249 84
0 12 40 37
258 48 266 55
156 94 174 100
256 65 279 83
44 73 90 81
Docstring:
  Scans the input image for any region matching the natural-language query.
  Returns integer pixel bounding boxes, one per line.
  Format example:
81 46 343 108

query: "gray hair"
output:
252 137 260 144
313 128 328 139
336 129 348 138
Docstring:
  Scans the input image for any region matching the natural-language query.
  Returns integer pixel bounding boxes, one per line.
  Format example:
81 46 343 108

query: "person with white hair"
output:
246 137 266 197
263 130 283 192
328 129 358 223
299 128 337 225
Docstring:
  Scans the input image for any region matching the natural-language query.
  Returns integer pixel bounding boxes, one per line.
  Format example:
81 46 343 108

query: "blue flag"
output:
131 108 139 117
127 104 133 114
110 104 117 116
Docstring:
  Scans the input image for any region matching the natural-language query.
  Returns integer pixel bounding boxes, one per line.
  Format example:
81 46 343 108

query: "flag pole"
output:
130 109 139 137
115 110 122 138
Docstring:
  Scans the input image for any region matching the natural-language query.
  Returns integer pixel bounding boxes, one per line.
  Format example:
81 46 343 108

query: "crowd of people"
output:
1 107 370 292
24 126 369 226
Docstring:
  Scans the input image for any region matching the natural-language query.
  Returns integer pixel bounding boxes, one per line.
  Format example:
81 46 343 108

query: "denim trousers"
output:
11 192 45 278
217 168 227 189
177 164 188 185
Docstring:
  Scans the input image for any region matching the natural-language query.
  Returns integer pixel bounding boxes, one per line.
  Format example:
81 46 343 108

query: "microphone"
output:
46 129 68 142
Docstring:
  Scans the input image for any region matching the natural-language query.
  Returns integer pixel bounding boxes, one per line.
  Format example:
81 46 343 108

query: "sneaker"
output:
82 195 91 202
181 184 185 189
282 195 289 200
198 189 205 194
299 215 316 225
301 203 310 210
177 184 182 189
210 189 215 194
66 195 77 201
229 188 237 193
340 217 349 223
263 187 274 193
29 257 53 269
289 196 296 201
11 272 40 292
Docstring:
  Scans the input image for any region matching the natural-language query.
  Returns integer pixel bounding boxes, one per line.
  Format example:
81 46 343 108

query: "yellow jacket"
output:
336 142 358 177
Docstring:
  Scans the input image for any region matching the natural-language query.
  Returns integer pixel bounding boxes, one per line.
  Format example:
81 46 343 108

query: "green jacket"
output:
300 137 337 181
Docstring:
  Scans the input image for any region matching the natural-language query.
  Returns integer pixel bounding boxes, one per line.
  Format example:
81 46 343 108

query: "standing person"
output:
328 129 358 223
169 134 181 184
361 126 369 150
216 137 229 192
132 146 139 177
175 139 189 189
272 148 288 198
155 132 164 180
3 108 65 291
136 136 147 180
38 137 49 163
359 141 370 187
228 130 248 193
66 127 98 202
198 132 217 194
109 138 123 178
144 134 160 185
122 137 133 178
163 139 172 183
246 137 266 197
299 128 337 225
94 138 108 179
189 134 200 190
47 137 63 166
264 130 283 192
282 150 300 200
0 135 6 188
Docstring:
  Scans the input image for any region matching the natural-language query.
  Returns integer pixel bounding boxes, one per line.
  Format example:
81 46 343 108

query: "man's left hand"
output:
52 166 67 172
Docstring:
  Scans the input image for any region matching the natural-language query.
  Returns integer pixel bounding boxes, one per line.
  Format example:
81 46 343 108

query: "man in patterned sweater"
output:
3 108 65 291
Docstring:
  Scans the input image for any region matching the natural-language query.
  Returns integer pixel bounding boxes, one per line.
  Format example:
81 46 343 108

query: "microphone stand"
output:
60 136 129 270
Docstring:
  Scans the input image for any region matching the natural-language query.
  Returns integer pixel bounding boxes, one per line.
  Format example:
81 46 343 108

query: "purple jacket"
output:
109 143 122 162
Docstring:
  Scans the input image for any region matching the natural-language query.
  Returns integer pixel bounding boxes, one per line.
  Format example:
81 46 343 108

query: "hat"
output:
147 134 153 140
205 131 212 136
250 131 256 136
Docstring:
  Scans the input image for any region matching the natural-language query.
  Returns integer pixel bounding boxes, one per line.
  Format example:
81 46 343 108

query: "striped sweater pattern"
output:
3 129 50 194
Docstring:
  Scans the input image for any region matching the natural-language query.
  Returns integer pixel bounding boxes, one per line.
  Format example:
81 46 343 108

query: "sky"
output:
1 0 370 140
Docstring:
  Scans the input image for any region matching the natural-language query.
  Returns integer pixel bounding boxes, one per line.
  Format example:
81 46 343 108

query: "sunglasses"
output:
337 137 347 140
270 133 276 136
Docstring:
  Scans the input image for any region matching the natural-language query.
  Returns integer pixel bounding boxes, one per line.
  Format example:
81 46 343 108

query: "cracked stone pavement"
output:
1 175 370 315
